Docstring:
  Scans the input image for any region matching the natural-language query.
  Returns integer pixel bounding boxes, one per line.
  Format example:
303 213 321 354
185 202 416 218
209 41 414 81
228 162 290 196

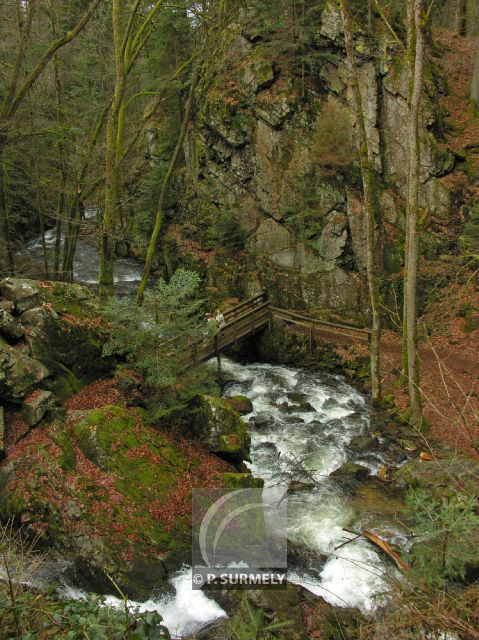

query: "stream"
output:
16 211 144 297
60 358 409 638
14 228 409 637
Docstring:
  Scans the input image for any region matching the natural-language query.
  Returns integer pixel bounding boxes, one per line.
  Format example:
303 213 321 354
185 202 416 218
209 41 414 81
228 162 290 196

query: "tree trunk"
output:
99 0 125 301
472 40 479 108
0 148 14 277
455 0 466 34
340 0 382 403
136 66 199 306
403 0 426 426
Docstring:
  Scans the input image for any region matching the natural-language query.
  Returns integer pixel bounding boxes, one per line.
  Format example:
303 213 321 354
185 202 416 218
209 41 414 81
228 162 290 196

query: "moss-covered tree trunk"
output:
136 66 198 306
403 0 426 426
99 0 125 301
340 0 382 403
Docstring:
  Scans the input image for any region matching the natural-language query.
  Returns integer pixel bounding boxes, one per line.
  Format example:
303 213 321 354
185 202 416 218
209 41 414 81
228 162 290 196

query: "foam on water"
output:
219 357 407 614
62 568 226 639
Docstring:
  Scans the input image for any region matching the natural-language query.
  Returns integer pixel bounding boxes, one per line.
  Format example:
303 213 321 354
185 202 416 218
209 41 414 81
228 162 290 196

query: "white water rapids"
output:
58 357 409 638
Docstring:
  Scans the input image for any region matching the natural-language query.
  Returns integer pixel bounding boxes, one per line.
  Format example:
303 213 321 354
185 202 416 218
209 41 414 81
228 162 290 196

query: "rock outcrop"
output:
182 3 457 320
0 278 112 445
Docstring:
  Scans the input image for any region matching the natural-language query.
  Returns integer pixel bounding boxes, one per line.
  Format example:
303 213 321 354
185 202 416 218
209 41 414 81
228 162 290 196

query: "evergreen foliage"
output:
102 268 206 389
405 486 479 586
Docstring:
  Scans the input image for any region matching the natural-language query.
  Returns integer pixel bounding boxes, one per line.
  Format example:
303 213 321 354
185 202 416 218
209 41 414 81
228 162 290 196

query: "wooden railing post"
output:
309 321 314 354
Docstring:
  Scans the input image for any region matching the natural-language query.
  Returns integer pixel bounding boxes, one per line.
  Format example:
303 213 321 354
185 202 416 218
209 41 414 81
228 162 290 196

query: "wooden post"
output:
309 321 314 354
268 309 273 333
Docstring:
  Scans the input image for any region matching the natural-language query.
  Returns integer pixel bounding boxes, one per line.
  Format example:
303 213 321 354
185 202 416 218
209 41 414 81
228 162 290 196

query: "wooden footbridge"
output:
175 292 371 370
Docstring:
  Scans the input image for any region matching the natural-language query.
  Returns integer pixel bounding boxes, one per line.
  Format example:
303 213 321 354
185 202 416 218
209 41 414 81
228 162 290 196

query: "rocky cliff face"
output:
183 2 457 321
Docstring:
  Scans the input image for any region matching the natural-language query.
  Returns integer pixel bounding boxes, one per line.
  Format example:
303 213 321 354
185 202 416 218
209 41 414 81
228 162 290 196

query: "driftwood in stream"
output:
341 527 410 572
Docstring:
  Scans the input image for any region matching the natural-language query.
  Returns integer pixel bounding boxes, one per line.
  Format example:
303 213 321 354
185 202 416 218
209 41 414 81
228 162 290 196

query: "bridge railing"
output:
269 306 371 345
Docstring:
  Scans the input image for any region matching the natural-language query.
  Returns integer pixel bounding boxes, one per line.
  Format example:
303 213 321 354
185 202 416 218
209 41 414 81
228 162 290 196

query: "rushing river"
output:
16 212 143 297
60 358 408 638
14 226 409 636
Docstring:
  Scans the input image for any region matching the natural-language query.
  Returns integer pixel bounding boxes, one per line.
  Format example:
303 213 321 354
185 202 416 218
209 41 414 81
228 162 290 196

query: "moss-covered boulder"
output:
394 456 479 498
221 472 263 489
0 399 234 597
188 395 251 463
225 395 253 415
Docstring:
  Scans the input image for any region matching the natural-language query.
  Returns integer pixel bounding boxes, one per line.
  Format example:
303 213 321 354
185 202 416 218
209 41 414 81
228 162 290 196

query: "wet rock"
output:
322 398 339 410
225 395 253 415
249 412 272 429
22 389 55 426
0 344 50 402
0 278 41 313
221 472 264 489
330 462 370 479
348 479 406 519
283 415 305 425
289 480 316 492
189 395 251 463
0 309 24 341
349 435 379 453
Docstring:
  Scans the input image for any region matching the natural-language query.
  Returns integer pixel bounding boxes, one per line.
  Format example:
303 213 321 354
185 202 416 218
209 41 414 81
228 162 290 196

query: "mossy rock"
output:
221 472 263 489
330 462 370 479
225 395 253 415
394 456 479 498
189 395 251 463
0 404 232 596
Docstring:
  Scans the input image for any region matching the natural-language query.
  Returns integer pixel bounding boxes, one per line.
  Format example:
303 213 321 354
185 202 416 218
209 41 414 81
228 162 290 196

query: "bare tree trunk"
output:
455 0 466 34
136 66 198 306
340 0 382 403
403 0 426 426
472 40 479 108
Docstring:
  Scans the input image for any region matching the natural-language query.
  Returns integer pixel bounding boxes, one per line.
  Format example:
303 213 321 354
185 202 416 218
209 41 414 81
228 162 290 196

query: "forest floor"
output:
434 27 479 196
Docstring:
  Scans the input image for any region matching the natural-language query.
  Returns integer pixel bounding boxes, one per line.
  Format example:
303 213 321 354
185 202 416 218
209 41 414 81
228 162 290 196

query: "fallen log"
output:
342 527 410 572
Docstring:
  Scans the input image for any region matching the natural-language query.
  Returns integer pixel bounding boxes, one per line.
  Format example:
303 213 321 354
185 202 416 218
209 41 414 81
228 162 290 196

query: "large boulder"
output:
188 395 251 463
0 343 50 402
0 309 24 341
0 278 41 313
0 403 234 597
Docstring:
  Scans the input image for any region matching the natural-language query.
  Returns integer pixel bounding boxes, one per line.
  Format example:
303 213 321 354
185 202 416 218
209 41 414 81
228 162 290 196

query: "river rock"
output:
0 278 41 313
348 435 379 453
225 395 253 415
249 412 272 429
330 462 370 479
189 395 251 463
0 309 24 341
289 479 316 492
22 389 55 426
